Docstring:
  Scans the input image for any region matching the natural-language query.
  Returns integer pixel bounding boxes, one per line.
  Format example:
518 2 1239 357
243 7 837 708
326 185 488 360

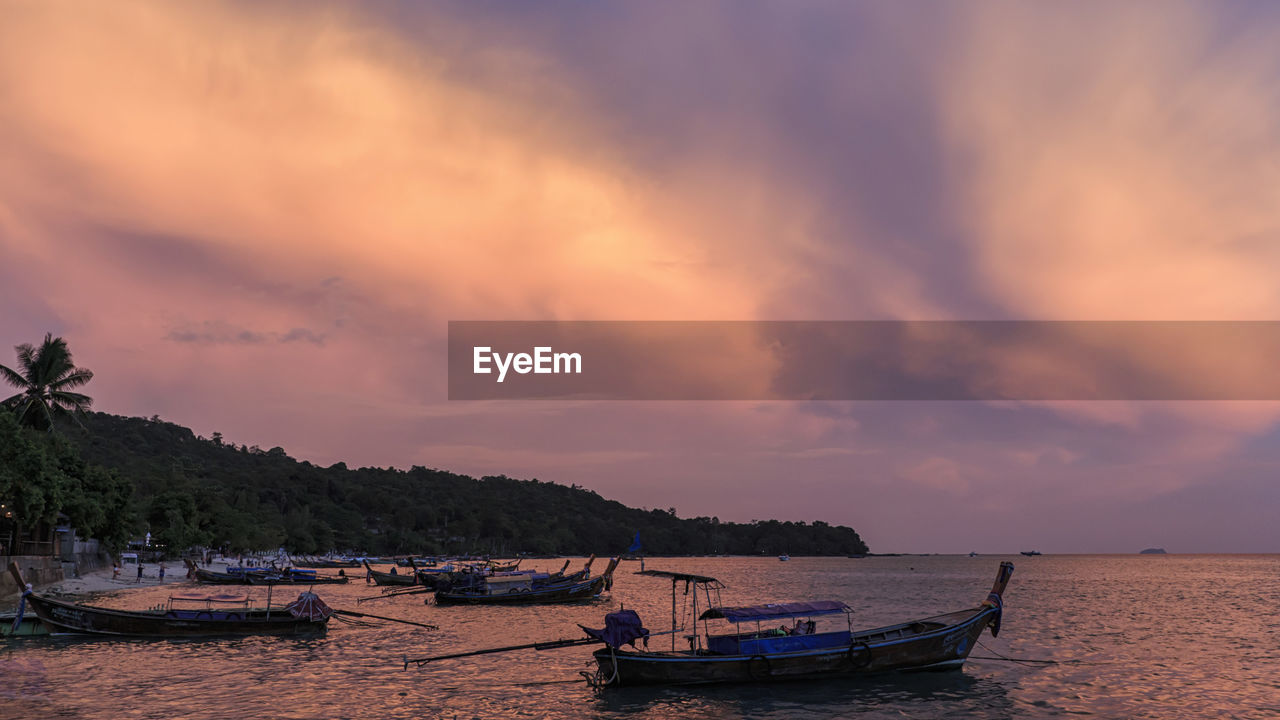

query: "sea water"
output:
2 555 1277 719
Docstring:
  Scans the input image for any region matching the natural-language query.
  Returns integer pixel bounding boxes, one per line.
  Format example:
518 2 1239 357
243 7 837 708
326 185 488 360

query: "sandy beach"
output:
43 562 194 596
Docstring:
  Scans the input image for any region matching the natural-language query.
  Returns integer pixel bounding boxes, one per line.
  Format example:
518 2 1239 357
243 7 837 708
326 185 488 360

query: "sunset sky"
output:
4 1 1280 553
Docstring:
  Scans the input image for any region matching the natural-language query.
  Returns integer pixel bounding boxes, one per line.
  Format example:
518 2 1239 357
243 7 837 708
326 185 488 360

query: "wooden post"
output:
671 578 677 652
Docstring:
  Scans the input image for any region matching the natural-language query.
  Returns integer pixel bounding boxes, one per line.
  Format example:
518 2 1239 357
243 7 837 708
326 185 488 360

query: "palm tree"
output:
0 333 95 431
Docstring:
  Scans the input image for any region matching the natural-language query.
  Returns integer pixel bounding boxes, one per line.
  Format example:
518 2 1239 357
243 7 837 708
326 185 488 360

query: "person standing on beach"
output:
137 562 144 583
158 563 166 583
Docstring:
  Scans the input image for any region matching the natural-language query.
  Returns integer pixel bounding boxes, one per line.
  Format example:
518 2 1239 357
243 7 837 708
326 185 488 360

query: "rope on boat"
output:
10 584 32 634
581 646 620 689
971 640 1112 667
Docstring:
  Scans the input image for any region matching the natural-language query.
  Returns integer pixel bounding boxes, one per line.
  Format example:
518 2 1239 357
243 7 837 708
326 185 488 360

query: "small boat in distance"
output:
292 557 361 569
185 560 350 585
433 558 619 605
1020 551 1041 556
363 560 417 586
778 554 790 562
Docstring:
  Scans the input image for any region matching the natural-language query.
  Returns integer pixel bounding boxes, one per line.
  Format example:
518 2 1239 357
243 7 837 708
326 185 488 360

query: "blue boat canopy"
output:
699 601 851 623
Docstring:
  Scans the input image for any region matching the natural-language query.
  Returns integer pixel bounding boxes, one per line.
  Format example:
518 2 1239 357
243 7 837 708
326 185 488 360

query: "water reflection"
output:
594 670 1017 720
3 555 1278 719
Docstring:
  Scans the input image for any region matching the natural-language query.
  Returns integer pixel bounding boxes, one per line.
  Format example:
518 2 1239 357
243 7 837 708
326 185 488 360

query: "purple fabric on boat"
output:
580 610 649 649
699 601 850 623
285 592 333 621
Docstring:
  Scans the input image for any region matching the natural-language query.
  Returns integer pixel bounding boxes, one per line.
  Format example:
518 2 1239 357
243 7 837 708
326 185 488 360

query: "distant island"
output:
1139 548 1167 554
57 412 870 557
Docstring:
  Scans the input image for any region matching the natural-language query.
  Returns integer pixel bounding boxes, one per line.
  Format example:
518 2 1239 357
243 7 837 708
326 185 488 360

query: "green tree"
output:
0 411 68 539
1 333 95 431
147 489 208 551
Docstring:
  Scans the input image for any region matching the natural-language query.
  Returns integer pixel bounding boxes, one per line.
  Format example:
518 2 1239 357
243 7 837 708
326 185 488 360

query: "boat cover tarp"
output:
699 601 850 623
285 592 333 621
580 609 649 649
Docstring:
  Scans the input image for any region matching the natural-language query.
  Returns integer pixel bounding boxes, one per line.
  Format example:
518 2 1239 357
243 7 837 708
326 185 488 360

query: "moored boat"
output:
364 560 417 586
434 558 619 605
582 562 1014 687
187 560 349 585
244 570 350 586
7 563 332 638
292 557 361 569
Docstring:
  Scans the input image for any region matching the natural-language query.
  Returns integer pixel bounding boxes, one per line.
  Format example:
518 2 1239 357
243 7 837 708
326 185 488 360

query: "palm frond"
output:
13 343 36 377
0 363 29 390
50 367 94 390
51 390 93 411
33 334 72 386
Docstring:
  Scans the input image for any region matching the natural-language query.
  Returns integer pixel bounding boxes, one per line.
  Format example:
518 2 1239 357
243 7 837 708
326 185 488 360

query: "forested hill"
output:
67 413 869 557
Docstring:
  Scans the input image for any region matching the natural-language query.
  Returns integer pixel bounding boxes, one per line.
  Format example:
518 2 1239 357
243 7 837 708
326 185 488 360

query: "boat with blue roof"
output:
580 562 1014 686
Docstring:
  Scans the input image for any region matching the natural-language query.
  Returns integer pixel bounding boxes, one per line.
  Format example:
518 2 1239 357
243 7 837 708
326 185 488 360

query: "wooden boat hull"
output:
370 571 417 586
364 561 418 586
435 575 608 605
193 568 349 585
294 560 360 568
192 568 250 584
592 605 998 686
21 593 328 637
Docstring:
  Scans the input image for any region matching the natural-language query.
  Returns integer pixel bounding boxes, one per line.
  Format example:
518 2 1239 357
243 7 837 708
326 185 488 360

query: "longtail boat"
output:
189 566 250 584
433 558 619 605
582 562 1014 687
404 563 1015 689
6 563 332 637
364 560 417 586
245 569 350 586
186 560 349 586
292 557 361 569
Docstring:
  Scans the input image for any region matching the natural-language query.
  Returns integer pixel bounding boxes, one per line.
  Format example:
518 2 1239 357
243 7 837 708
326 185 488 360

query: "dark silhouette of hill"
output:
66 412 869 557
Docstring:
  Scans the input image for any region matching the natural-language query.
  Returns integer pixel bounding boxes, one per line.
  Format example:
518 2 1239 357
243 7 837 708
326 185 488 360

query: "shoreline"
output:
22 563 184 600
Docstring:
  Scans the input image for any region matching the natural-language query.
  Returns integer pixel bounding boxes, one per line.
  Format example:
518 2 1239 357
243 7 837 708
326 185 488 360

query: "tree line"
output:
2 334 868 557
67 412 869 556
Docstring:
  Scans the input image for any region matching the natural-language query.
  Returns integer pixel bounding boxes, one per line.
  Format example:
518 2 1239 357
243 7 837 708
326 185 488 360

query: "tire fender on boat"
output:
847 641 872 669
747 654 772 680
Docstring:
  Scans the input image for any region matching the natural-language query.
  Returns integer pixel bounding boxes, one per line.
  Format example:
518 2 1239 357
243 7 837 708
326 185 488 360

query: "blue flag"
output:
627 532 642 554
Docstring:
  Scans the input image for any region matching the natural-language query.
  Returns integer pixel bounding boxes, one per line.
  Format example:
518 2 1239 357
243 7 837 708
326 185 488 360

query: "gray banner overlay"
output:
448 321 1280 400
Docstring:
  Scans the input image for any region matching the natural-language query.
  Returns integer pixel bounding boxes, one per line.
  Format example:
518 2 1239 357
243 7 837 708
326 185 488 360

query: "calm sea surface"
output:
3 555 1278 719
